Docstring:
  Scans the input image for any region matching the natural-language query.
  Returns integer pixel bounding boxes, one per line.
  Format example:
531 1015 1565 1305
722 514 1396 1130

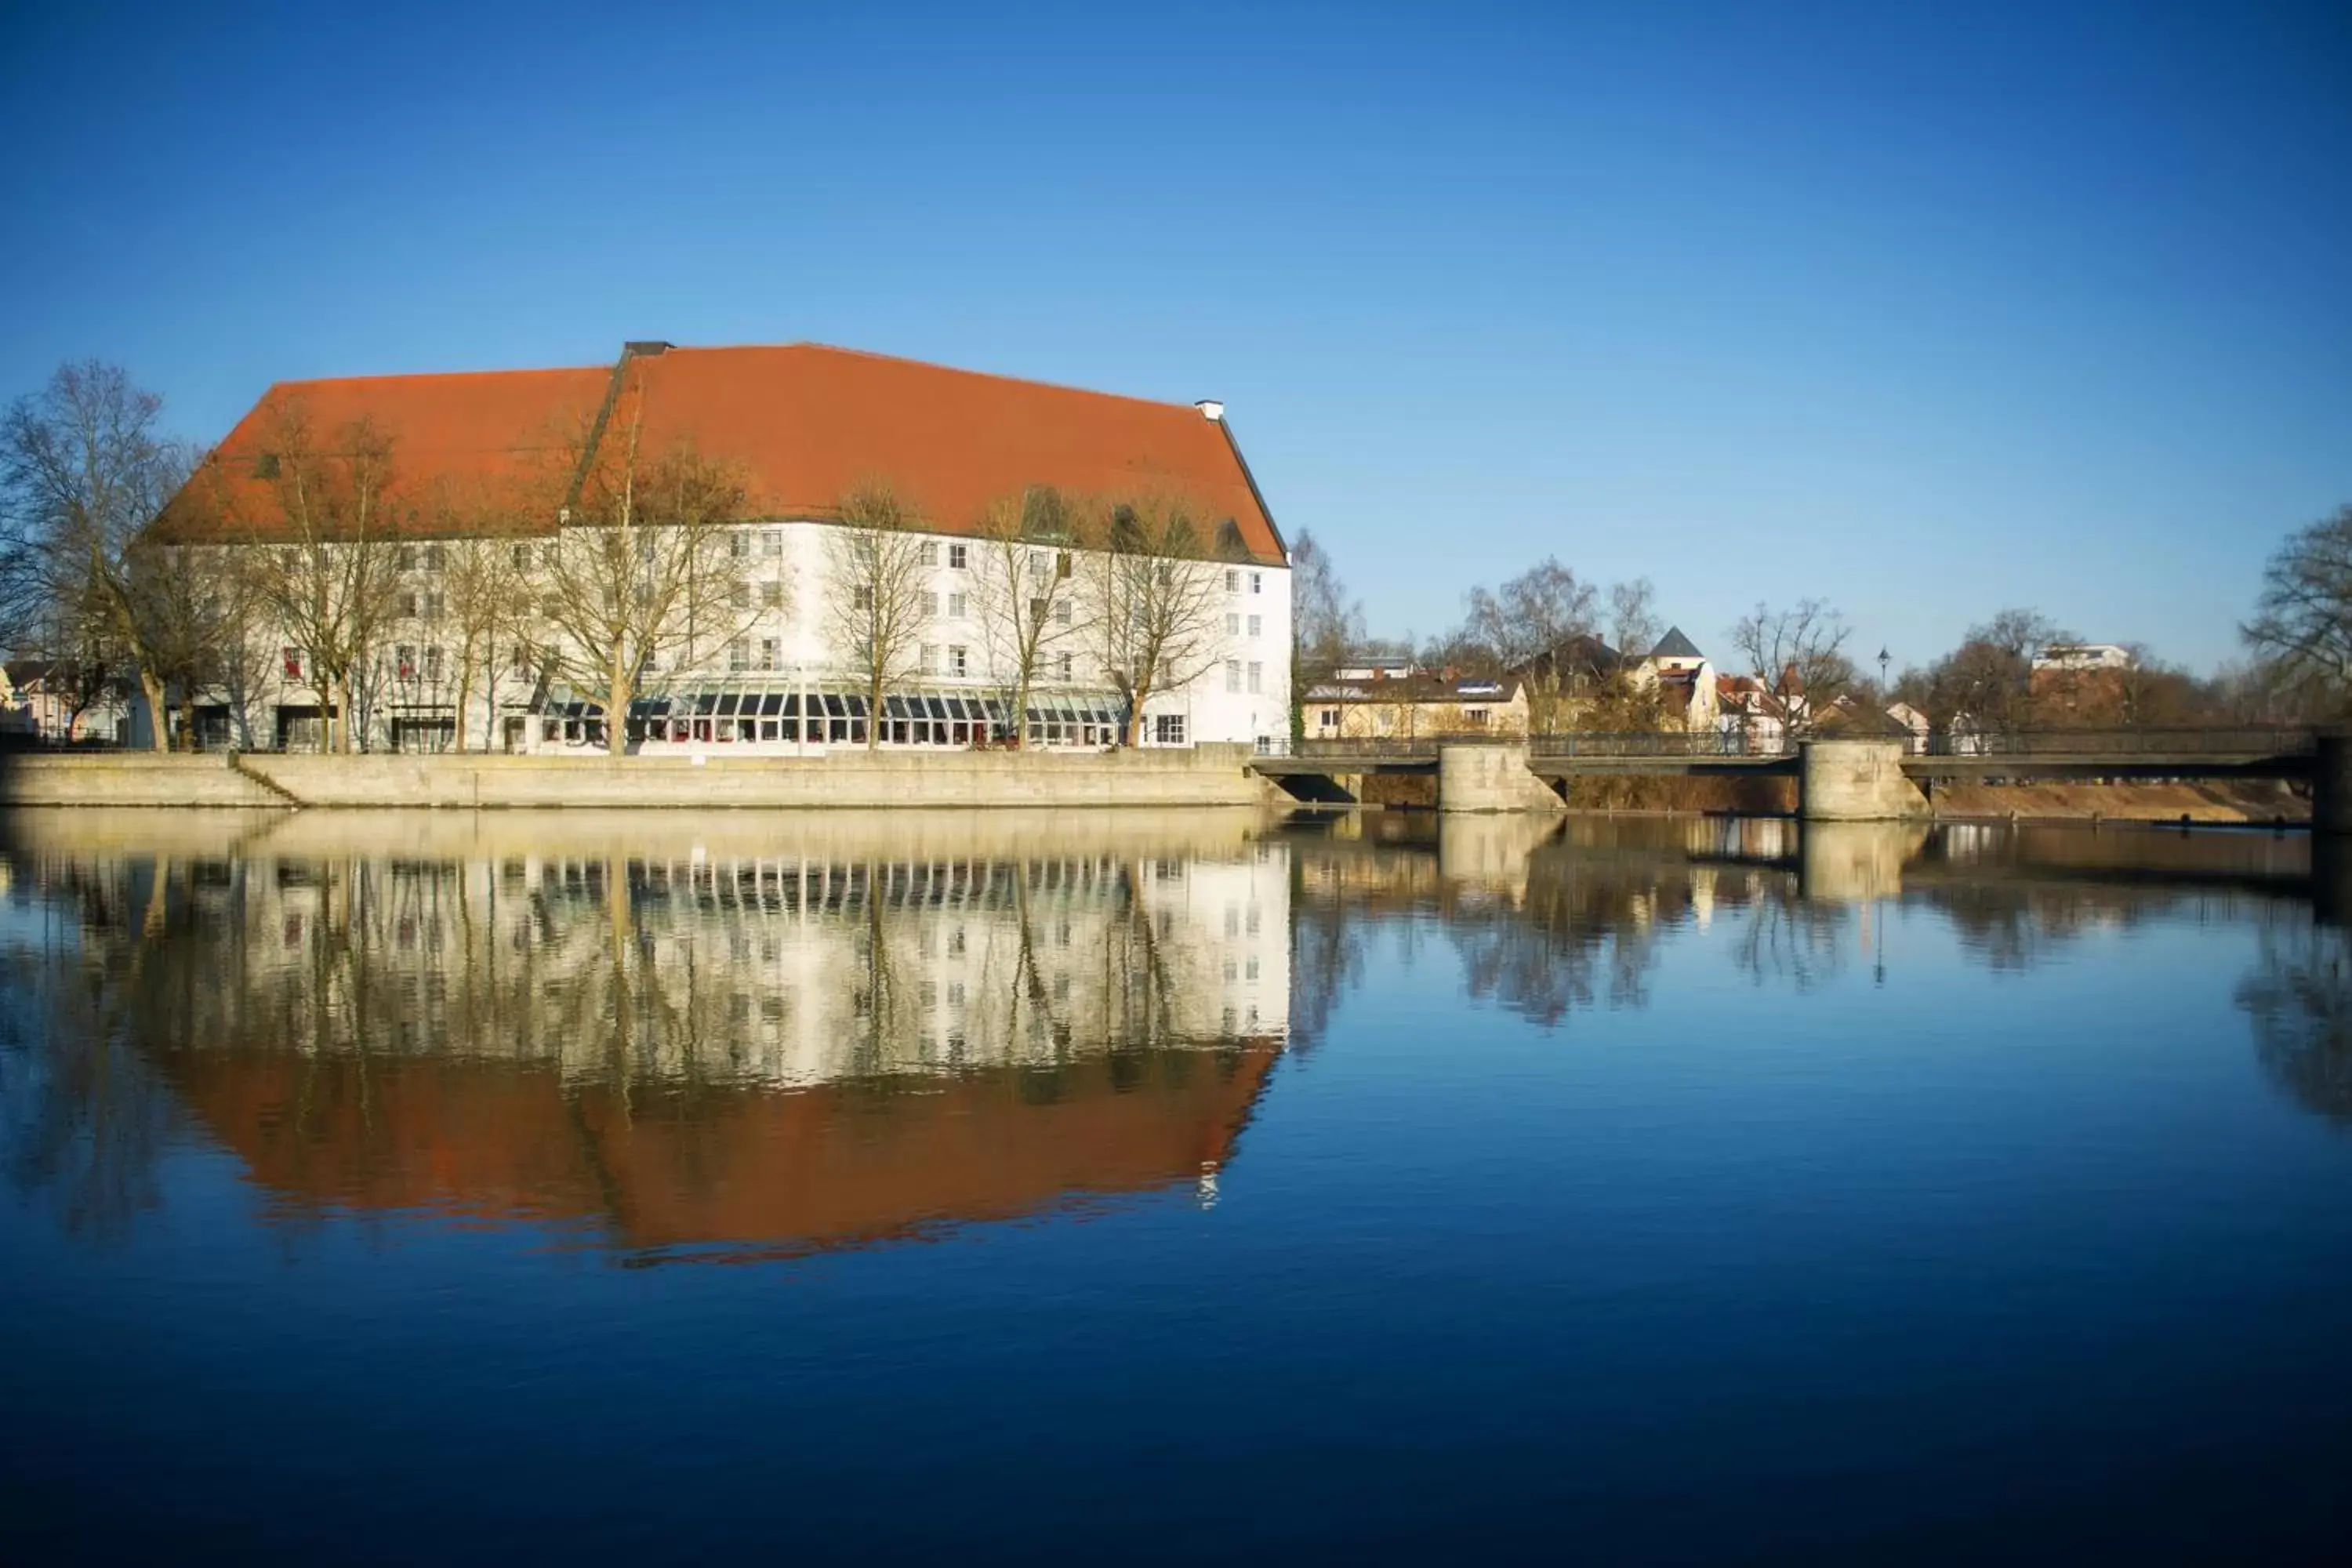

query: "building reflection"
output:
2 810 1291 1261
5 808 2340 1251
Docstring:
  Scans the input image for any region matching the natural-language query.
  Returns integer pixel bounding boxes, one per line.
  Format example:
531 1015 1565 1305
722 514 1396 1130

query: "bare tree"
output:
1461 557 1599 672
1287 528 1363 742
1729 599 1855 740
1076 493 1228 746
1 362 203 751
971 486 1082 747
125 537 241 749
1917 607 2071 735
2244 505 2352 713
434 523 533 753
535 408 753 757
237 402 406 753
822 480 934 752
1610 578 1662 661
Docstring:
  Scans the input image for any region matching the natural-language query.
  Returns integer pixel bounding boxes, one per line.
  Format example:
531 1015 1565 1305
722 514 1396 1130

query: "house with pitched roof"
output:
147 341 1291 754
1624 627 1720 731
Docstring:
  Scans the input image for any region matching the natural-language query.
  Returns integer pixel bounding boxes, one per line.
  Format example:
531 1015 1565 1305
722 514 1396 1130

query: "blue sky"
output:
4 0 2346 673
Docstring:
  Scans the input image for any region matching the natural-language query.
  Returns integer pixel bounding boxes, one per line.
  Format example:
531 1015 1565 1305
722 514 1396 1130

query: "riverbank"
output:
0 747 1279 811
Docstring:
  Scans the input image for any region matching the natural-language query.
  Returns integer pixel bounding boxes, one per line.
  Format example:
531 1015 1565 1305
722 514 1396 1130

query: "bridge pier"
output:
1798 822 1926 902
1436 742 1566 813
2316 729 2352 835
1798 739 1929 822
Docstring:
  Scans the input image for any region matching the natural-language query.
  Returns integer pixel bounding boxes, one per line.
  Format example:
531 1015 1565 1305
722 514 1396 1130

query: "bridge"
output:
1251 728 2335 819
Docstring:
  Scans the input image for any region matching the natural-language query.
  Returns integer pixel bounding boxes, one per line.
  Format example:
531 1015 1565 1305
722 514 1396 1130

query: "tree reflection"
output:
2235 920 2352 1126
0 862 180 1238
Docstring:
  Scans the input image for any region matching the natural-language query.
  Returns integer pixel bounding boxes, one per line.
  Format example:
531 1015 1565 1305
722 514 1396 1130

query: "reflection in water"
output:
3 808 2340 1262
0 862 178 1238
2 811 1290 1262
2236 922 2352 1126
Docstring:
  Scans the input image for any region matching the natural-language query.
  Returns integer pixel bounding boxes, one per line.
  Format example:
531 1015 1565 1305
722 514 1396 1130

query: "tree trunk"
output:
452 665 474 754
1126 673 1155 746
139 669 169 754
867 669 884 753
335 674 356 753
606 655 633 758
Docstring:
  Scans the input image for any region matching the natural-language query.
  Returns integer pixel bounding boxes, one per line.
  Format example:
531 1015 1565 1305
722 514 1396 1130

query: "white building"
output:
2032 642 2133 673
149 341 1293 755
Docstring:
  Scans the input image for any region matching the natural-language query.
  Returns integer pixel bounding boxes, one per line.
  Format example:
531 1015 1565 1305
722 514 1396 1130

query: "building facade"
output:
149 341 1293 754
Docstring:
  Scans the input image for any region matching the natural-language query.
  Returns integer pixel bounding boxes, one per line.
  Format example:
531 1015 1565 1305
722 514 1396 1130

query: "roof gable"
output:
1650 626 1704 659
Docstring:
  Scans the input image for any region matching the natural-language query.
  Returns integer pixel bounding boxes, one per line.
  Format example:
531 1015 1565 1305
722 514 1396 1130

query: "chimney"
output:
624 340 673 357
1195 399 1225 422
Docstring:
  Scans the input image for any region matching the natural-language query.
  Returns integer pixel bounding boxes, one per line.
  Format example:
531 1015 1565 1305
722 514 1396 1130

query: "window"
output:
1055 598 1072 626
762 579 783 608
398 545 419 571
948 543 967 570
731 583 750 608
1226 612 1240 636
423 590 445 621
920 540 939 566
1225 659 1240 693
511 646 534 678
423 647 443 683
1464 706 1489 727
1029 553 1051 586
920 643 939 674
760 637 779 672
1247 661 1262 695
397 644 417 678
399 590 419 618
1318 707 1340 729
946 592 967 619
1225 568 1240 593
763 529 782 557
423 545 445 572
1056 651 1074 681
1154 713 1186 746
1247 614 1261 638
730 532 750 559
1250 572 1263 594
924 590 940 619
510 544 532 570
853 585 873 610
948 644 967 676
729 638 750 672
282 646 303 679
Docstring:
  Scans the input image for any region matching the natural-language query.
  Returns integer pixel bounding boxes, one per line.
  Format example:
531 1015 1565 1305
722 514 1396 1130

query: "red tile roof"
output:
165 1042 1282 1263
152 343 1286 561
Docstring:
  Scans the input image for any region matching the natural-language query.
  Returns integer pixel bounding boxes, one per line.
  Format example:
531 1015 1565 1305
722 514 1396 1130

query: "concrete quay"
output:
0 746 1279 811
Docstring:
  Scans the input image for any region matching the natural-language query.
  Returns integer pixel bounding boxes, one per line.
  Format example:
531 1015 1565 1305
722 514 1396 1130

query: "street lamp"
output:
1878 647 1891 691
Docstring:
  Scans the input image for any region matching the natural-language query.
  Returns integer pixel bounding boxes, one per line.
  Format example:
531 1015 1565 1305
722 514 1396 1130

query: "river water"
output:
2 808 2347 1563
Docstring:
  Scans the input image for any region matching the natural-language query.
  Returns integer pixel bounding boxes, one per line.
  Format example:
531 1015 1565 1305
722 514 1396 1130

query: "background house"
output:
1304 673 1530 741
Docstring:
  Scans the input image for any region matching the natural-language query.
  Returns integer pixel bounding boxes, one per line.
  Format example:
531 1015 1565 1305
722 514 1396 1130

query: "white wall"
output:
196 521 1290 753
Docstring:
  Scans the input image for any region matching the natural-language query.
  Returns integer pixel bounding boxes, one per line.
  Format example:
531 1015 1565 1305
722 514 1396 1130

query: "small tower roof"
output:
1650 626 1704 659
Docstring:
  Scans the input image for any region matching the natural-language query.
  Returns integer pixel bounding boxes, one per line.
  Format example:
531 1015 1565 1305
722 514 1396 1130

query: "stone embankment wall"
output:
0 746 1277 811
